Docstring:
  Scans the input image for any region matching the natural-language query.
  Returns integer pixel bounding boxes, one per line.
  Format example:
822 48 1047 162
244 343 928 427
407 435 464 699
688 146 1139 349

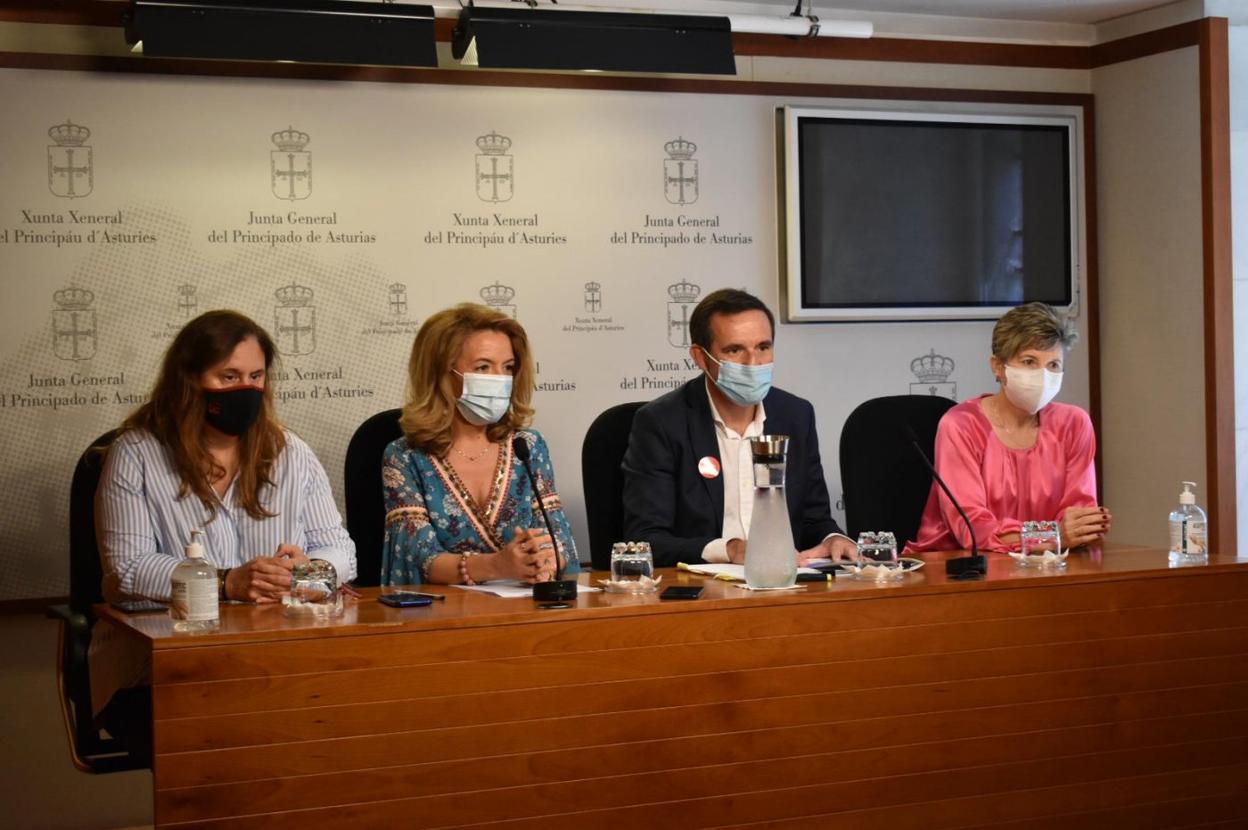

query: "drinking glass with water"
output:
286 560 344 617
1017 520 1064 567
609 542 656 592
856 531 899 566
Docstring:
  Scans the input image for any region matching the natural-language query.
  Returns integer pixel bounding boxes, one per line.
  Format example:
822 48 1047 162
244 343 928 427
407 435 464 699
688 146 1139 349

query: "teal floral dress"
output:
381 429 580 585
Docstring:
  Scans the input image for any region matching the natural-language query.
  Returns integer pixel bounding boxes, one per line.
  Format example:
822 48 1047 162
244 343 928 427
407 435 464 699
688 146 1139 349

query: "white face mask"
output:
453 370 513 425
1002 365 1063 414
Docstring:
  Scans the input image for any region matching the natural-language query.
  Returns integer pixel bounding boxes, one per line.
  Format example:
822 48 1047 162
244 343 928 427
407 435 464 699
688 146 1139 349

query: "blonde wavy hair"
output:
991 302 1079 362
399 303 535 456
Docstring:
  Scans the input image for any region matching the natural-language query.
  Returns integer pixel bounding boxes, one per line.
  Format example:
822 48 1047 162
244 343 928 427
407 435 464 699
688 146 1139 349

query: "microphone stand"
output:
512 435 578 602
903 425 986 579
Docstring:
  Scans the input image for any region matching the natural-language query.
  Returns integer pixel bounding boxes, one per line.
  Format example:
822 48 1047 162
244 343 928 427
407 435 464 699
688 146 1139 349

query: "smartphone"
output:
659 585 703 600
378 592 435 608
811 563 847 574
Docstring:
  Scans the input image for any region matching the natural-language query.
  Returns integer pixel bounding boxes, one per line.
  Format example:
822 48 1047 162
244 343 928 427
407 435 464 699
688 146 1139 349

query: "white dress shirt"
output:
699 381 850 564
701 381 767 564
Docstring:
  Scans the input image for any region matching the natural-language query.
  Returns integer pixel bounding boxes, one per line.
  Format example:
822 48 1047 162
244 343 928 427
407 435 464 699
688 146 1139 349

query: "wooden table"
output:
98 546 1248 828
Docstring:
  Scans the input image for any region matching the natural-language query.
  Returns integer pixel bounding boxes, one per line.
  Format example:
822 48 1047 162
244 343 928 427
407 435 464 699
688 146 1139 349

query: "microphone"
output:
512 434 578 602
901 424 986 579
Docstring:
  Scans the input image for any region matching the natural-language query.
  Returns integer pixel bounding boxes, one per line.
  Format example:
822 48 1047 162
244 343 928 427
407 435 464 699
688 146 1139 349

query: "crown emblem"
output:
48 120 90 147
584 281 601 293
271 127 310 152
480 281 515 306
275 282 314 307
664 137 696 160
389 282 407 294
911 349 955 384
53 286 94 309
475 131 512 156
177 283 196 297
667 279 701 304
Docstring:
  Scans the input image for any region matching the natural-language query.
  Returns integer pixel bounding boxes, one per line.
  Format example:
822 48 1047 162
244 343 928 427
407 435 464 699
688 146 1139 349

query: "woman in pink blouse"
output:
909 303 1111 553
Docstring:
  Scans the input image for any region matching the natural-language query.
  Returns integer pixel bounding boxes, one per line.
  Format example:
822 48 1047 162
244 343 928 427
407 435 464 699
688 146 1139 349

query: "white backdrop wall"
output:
0 68 1091 600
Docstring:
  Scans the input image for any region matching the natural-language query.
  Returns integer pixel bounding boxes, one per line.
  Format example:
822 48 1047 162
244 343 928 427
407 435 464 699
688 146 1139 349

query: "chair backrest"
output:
52 427 148 773
344 408 403 587
581 401 646 571
70 429 120 614
839 395 957 546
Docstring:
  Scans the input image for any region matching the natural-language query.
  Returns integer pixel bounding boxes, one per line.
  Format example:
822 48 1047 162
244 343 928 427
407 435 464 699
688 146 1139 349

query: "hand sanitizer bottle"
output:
1168 481 1209 564
170 529 219 632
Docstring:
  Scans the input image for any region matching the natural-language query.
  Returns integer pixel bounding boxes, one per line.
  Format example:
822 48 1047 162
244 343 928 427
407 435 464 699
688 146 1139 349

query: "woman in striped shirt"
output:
91 310 356 757
96 309 356 609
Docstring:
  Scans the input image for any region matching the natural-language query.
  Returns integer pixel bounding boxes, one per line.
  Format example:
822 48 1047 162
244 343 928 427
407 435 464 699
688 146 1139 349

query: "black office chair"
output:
839 395 957 546
581 401 646 571
46 429 147 774
344 408 403 587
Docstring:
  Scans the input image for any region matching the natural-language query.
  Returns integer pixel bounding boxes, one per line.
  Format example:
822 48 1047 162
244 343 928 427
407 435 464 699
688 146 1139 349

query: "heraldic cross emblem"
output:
663 137 698 206
177 284 198 318
48 120 93 199
271 127 312 201
389 282 408 317
274 282 316 355
475 131 513 203
51 286 97 361
584 282 602 313
666 279 701 348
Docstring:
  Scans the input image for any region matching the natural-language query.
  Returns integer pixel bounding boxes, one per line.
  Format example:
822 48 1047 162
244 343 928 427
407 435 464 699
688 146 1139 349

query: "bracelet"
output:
216 567 231 601
458 553 478 585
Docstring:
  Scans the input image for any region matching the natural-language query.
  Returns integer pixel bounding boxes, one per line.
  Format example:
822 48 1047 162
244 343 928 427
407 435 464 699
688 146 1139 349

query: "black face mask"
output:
203 386 264 437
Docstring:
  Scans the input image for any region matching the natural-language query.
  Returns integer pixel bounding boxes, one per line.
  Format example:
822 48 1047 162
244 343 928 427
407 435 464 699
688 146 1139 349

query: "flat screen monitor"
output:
780 104 1083 322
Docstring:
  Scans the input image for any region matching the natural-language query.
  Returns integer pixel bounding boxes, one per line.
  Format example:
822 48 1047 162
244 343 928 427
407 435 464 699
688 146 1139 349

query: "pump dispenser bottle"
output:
1168 481 1209 563
170 529 219 632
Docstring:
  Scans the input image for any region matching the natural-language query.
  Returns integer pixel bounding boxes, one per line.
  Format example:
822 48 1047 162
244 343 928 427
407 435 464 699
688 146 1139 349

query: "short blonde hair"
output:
399 303 535 456
991 302 1079 362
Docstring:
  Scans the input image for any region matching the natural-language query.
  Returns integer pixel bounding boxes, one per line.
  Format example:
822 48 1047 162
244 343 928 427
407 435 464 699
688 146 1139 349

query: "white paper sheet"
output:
676 563 823 581
453 580 601 598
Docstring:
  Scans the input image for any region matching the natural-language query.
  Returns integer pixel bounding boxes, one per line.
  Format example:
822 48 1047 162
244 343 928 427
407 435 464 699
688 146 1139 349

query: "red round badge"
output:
697 456 721 479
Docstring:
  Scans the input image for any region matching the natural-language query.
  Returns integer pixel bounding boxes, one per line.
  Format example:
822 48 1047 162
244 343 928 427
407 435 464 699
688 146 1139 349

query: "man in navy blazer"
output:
622 288 854 568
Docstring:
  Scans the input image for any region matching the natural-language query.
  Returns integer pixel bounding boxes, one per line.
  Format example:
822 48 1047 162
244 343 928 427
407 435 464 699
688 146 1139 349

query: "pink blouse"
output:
907 396 1098 552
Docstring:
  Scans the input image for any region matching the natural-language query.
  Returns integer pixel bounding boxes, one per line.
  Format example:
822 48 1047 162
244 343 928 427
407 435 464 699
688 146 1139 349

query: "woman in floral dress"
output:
381 303 579 586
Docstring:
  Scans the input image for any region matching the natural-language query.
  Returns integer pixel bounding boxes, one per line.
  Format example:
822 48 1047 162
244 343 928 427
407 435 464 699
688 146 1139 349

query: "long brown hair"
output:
119 309 286 519
399 303 535 456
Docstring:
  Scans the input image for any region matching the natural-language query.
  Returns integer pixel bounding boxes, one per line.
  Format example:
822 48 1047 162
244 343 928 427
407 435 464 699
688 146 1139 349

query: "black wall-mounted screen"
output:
785 109 1077 322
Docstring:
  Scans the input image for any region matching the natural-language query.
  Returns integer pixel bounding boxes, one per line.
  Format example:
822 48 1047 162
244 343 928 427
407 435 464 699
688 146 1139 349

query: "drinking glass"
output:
286 560 344 617
1018 520 1064 568
855 531 902 581
609 542 655 592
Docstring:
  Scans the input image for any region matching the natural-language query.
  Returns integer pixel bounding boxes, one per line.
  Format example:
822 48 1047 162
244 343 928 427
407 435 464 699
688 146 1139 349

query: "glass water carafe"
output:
744 435 796 589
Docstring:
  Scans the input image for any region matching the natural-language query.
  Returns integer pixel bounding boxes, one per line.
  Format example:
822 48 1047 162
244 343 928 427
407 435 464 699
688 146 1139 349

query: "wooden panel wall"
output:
149 571 1248 828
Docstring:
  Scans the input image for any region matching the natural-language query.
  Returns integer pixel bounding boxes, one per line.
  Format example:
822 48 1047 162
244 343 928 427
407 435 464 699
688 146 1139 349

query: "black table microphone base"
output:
533 579 578 602
945 554 988 579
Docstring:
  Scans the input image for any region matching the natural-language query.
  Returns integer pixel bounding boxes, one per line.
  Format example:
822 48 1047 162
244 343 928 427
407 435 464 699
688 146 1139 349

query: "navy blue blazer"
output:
621 378 843 567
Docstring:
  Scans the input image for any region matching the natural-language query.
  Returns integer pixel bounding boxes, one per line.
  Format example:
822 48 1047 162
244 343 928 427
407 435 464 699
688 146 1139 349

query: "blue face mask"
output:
453 371 513 425
702 351 773 406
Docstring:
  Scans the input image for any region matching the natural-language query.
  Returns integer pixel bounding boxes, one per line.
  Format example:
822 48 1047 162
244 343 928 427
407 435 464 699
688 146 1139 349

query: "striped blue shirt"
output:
96 428 357 605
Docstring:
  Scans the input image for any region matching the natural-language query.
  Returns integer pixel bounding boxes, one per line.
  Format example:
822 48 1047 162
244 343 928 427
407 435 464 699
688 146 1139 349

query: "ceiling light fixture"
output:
451 1 738 74
124 0 440 67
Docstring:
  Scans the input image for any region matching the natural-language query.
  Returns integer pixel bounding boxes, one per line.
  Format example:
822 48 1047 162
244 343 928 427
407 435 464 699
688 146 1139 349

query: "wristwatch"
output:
216 567 231 601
